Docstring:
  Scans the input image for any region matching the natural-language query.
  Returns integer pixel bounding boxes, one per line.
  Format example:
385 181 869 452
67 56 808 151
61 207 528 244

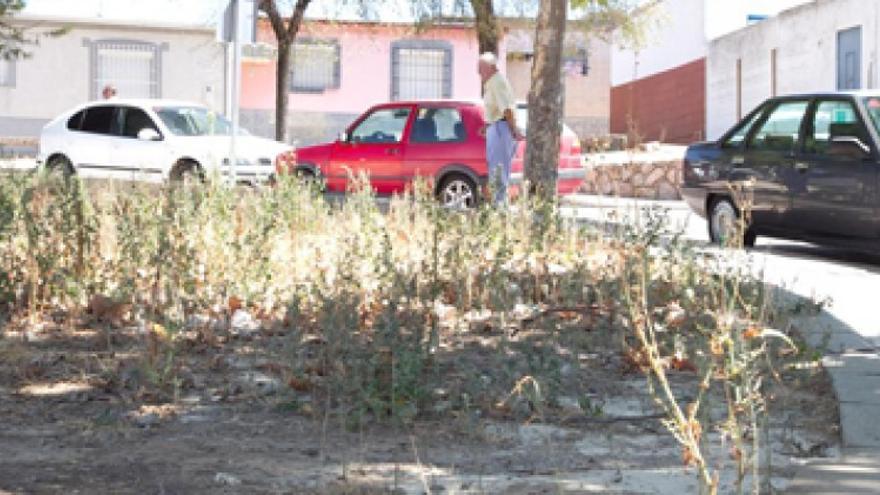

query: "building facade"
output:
240 19 612 146
707 0 880 139
503 20 611 140
0 16 226 140
240 20 482 146
610 0 810 145
610 0 708 145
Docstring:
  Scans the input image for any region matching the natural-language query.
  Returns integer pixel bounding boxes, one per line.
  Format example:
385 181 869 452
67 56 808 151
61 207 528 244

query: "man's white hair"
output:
479 52 497 67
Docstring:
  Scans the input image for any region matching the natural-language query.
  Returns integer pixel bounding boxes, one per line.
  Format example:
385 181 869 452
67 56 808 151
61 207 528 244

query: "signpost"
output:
217 0 257 184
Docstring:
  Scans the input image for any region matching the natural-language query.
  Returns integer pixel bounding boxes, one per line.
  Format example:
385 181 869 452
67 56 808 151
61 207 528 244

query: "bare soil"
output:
0 313 839 495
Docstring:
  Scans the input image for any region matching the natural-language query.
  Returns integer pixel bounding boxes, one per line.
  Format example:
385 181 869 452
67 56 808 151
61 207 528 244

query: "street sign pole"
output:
219 0 256 186
229 0 241 185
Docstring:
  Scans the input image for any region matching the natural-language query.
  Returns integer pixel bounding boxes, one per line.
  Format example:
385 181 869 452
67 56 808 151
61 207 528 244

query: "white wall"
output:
611 0 707 86
0 19 225 136
612 0 813 87
704 0 812 40
707 0 880 139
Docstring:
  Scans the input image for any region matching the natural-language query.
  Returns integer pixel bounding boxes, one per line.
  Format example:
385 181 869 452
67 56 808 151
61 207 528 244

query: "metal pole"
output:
225 41 233 120
228 0 241 185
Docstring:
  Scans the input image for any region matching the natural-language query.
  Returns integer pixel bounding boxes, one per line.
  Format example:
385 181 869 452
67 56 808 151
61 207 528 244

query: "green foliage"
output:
0 0 26 60
0 0 69 60
570 0 665 50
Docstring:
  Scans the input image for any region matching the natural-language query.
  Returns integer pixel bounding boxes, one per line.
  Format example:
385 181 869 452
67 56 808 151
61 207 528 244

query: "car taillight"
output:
275 149 297 175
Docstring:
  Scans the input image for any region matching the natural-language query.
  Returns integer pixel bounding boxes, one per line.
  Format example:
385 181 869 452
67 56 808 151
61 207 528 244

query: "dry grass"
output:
0 172 832 493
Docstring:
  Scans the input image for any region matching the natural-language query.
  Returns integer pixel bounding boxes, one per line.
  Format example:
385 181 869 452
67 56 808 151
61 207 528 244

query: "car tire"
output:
170 160 204 183
708 197 756 248
46 154 74 179
293 167 314 179
438 174 478 209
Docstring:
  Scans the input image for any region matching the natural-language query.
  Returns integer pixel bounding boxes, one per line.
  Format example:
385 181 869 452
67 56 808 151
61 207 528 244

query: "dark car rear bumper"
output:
680 186 709 218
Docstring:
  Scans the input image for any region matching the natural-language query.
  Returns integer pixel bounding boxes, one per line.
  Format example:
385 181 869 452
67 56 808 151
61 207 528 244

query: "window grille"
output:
291 39 340 92
92 40 160 99
391 40 452 100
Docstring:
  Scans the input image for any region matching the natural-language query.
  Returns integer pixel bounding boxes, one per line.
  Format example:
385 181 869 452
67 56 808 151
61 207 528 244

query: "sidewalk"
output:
561 194 880 493
560 193 690 211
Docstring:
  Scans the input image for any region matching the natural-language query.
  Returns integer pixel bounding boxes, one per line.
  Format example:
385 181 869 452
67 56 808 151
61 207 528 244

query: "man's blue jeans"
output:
486 120 517 204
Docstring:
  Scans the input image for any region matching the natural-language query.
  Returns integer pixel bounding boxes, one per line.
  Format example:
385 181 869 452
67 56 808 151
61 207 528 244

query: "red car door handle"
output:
386 148 400 156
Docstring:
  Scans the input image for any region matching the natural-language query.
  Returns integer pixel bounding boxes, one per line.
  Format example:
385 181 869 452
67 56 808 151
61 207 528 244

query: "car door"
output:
790 97 878 238
327 106 413 194
738 99 810 231
69 104 117 179
403 106 474 192
107 106 168 182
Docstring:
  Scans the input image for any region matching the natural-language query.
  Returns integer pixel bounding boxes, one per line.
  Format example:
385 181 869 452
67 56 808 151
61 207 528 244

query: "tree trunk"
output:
524 0 566 202
259 0 311 143
469 0 499 54
275 41 291 143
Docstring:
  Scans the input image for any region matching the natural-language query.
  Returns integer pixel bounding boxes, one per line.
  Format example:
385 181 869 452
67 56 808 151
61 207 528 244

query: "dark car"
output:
682 92 880 249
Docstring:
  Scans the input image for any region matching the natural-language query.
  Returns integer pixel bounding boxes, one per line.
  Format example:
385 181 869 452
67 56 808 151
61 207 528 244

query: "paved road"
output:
560 195 880 493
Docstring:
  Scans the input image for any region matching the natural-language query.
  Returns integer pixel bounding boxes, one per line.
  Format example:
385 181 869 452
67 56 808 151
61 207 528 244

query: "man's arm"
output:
503 108 524 141
498 77 523 140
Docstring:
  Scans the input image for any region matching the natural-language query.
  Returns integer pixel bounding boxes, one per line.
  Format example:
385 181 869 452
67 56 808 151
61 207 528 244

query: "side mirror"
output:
137 128 161 141
337 131 349 143
829 136 871 158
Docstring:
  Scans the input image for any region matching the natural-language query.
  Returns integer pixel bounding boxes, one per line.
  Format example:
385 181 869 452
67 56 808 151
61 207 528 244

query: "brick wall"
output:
610 58 706 145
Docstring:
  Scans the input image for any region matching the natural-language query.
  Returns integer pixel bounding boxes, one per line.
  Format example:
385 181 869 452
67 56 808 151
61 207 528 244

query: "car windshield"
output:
862 97 880 135
154 106 247 136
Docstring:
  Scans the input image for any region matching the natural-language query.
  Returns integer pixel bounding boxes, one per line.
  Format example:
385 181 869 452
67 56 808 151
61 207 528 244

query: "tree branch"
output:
285 0 311 41
259 0 289 43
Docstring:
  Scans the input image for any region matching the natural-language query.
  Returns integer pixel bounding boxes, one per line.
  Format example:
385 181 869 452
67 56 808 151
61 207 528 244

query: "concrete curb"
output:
559 194 690 211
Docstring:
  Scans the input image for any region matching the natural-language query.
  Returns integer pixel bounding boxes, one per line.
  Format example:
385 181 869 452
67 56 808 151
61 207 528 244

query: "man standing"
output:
479 52 523 204
101 84 117 100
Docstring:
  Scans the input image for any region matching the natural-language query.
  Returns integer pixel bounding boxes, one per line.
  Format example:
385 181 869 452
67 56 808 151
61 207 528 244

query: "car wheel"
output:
46 155 74 179
708 198 756 248
438 174 478 209
294 167 317 184
170 160 204 183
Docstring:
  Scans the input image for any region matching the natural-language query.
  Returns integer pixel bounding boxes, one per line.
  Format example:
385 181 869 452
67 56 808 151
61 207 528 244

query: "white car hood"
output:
176 135 292 167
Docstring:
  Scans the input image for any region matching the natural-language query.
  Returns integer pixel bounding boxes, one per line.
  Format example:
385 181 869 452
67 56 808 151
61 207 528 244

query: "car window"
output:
722 107 764 148
121 107 160 139
154 106 243 136
806 99 869 154
67 110 85 131
862 97 880 136
80 106 117 135
350 108 411 144
748 101 809 152
411 107 465 143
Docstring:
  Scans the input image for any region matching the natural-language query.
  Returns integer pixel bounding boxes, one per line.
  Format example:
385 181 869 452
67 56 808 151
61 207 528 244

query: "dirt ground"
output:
0 311 840 495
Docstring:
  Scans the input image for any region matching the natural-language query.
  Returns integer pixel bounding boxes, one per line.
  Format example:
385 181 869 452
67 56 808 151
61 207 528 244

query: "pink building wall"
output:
241 21 484 114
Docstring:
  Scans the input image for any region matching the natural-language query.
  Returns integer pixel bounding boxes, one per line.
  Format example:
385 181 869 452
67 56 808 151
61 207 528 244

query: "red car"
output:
293 100 583 207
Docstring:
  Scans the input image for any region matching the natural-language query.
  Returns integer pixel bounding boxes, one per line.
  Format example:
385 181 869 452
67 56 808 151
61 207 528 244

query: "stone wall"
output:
578 150 684 200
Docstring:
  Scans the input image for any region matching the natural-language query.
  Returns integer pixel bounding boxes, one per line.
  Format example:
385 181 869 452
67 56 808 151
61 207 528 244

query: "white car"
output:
37 99 296 184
